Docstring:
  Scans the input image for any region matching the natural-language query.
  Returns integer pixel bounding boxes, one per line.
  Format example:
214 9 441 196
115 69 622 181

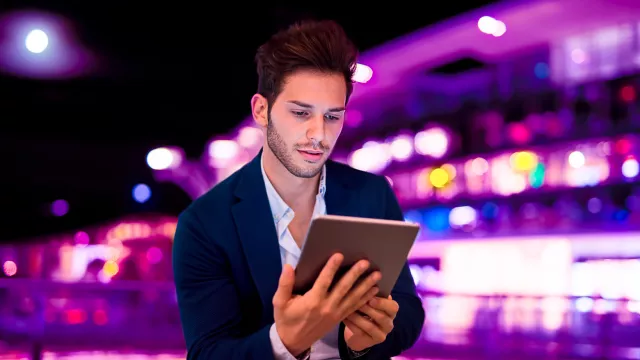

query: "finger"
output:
340 286 379 321
356 286 380 309
310 253 344 295
272 264 294 308
346 313 387 343
369 297 399 318
359 304 394 333
327 260 371 303
337 271 381 314
343 318 367 337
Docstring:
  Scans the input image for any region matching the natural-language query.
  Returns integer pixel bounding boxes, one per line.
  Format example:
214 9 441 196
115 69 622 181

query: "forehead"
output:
278 70 347 108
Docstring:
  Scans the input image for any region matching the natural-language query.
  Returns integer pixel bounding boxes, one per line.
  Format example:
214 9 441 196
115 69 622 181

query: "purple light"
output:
51 199 69 217
132 183 151 203
0 10 95 79
74 231 90 246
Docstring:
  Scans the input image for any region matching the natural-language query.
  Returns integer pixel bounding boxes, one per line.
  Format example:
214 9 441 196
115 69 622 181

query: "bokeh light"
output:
3 260 17 277
25 29 48 53
51 199 69 217
132 184 151 203
146 147 183 170
353 63 373 83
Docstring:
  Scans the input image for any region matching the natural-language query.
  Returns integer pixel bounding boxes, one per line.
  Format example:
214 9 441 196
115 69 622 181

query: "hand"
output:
343 295 399 351
272 253 381 356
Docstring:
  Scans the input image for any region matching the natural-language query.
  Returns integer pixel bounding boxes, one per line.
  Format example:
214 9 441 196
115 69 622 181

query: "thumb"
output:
272 264 294 308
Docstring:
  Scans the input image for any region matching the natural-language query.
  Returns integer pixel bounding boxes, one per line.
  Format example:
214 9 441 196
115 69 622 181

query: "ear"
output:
251 94 269 128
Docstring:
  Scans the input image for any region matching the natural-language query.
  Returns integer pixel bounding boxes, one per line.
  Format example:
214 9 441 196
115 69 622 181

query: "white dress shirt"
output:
262 156 342 359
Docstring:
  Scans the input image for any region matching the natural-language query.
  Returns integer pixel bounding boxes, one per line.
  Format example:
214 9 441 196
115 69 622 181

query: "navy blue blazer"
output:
173 152 425 360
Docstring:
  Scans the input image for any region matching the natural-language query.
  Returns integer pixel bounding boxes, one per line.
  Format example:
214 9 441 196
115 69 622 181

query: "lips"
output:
298 149 323 155
297 149 324 161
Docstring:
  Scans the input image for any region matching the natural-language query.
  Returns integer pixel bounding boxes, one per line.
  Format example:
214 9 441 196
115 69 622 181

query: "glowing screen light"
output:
132 183 151 203
25 29 49 53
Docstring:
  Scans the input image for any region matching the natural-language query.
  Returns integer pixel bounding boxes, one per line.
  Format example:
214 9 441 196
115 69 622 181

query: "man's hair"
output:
255 20 359 107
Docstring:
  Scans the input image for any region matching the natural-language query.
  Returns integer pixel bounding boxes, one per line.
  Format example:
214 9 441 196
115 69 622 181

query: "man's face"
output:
266 70 346 178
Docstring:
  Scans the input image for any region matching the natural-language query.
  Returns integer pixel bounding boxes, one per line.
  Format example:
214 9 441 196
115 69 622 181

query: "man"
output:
173 20 425 360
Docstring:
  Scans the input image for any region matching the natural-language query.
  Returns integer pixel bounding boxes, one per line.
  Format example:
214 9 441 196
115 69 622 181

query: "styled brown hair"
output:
255 20 359 107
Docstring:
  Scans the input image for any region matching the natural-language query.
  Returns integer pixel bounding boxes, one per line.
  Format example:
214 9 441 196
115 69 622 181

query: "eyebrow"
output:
286 100 345 113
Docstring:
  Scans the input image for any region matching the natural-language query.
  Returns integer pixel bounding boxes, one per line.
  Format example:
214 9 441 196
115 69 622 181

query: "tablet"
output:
293 214 420 298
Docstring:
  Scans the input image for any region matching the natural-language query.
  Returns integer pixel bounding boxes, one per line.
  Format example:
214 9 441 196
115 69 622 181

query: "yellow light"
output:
510 151 538 172
430 168 449 188
102 260 119 277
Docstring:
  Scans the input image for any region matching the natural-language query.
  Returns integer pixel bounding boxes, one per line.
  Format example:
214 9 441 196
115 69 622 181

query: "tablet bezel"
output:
293 215 419 298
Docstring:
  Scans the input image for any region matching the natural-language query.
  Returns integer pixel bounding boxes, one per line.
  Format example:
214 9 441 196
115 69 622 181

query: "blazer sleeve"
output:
173 209 275 360
338 176 425 359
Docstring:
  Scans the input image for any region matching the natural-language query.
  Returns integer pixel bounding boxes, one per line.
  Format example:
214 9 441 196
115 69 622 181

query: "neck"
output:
262 147 319 210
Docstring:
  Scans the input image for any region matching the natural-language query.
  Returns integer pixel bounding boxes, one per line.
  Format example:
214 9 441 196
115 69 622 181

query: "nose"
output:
306 115 325 146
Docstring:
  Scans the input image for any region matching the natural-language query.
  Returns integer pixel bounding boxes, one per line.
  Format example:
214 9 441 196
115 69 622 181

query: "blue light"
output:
613 209 629 222
424 207 450 232
481 202 499 219
133 183 151 203
534 62 549 79
404 210 424 225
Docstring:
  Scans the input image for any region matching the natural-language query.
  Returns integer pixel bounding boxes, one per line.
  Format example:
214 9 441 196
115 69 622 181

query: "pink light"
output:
208 139 240 168
571 49 587 64
74 231 90 246
146 247 163 264
237 127 263 148
3 260 17 276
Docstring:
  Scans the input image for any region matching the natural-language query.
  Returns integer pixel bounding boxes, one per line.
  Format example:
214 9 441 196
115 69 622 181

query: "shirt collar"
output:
260 153 326 224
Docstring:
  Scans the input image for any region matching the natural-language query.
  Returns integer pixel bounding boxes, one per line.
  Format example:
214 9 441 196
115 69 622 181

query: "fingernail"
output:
359 261 369 270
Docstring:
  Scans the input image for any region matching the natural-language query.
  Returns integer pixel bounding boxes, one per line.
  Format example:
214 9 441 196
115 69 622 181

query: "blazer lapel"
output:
324 160 359 217
232 152 282 321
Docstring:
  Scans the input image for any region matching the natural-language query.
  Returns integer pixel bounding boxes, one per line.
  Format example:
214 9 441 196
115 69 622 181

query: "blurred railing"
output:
1 280 640 359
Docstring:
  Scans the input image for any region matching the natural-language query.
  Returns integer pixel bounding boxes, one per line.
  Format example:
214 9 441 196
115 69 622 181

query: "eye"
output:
325 114 341 121
292 110 309 117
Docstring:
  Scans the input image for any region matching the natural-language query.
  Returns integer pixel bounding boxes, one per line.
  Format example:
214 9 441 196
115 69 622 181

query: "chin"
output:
293 161 324 178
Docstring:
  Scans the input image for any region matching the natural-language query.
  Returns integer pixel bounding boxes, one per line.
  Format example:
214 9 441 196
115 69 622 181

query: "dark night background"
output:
0 1 494 240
